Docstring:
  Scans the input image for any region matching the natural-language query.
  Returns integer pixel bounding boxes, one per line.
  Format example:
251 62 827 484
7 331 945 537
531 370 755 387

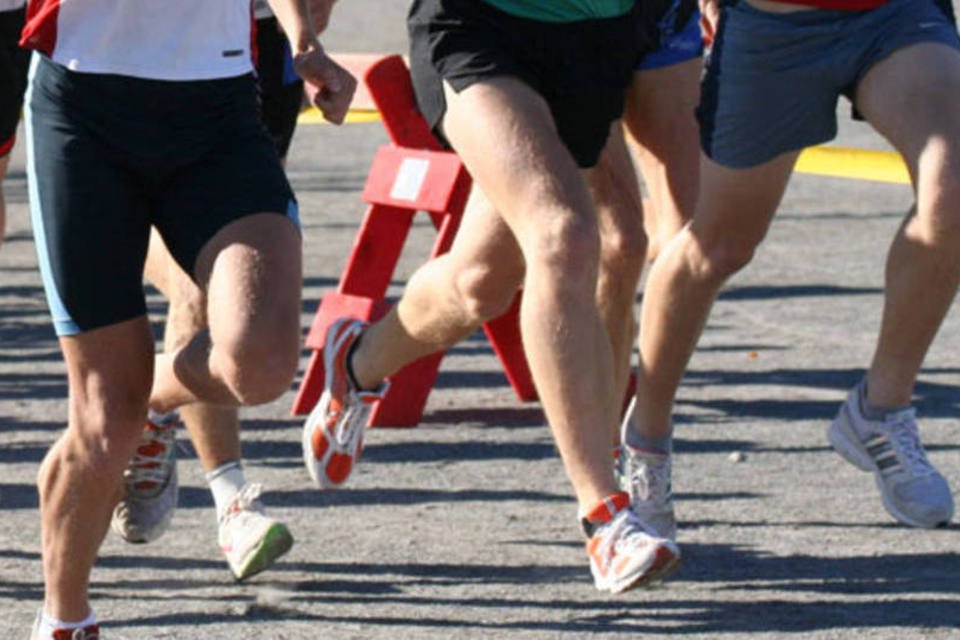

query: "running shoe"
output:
621 446 677 541
111 412 179 543
618 396 677 540
584 493 681 593
30 613 100 640
302 317 388 490
218 483 294 581
828 384 954 528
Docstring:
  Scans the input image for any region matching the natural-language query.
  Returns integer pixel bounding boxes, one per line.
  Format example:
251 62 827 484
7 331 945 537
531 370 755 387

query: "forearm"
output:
266 0 320 54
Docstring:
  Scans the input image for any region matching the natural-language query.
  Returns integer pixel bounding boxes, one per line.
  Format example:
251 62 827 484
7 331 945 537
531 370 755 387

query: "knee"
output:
599 216 646 285
687 233 759 283
216 330 299 405
526 211 601 290
452 263 521 324
917 149 960 242
38 404 147 498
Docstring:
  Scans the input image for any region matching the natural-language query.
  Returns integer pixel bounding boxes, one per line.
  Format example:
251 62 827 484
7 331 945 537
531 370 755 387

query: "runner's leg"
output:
441 76 620 509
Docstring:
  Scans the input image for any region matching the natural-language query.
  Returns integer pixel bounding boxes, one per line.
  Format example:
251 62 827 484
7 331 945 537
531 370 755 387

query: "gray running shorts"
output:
698 0 960 168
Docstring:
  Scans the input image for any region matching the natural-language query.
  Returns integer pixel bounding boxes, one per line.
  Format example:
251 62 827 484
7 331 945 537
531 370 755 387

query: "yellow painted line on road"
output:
298 107 381 125
794 146 910 185
302 109 911 185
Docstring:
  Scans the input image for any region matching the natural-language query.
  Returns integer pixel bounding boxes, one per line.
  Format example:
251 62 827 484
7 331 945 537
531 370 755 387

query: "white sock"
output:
36 609 96 638
206 460 246 519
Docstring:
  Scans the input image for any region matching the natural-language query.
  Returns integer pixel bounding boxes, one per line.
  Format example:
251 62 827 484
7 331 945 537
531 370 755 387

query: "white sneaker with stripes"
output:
828 385 954 528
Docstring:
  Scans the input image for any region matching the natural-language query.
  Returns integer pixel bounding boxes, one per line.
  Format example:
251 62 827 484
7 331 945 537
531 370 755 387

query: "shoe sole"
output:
608 543 682 595
828 410 951 529
233 523 294 582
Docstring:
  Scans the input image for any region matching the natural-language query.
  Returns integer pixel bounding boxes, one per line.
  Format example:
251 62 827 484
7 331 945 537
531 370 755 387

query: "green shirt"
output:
483 0 634 22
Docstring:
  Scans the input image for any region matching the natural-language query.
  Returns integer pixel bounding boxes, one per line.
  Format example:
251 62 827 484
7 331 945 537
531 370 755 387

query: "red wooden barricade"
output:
292 55 537 426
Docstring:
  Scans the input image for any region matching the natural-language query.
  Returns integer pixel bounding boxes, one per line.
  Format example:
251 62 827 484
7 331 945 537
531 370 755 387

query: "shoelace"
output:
886 410 936 477
598 509 654 557
629 452 671 504
125 423 176 489
220 482 264 524
331 392 365 446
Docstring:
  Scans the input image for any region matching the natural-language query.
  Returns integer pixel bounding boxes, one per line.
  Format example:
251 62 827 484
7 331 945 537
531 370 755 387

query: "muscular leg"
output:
633 153 797 438
441 77 619 510
626 58 701 264
588 58 703 446
587 123 646 432
854 43 960 408
39 319 154 620
150 213 302 413
351 187 524 388
144 230 240 471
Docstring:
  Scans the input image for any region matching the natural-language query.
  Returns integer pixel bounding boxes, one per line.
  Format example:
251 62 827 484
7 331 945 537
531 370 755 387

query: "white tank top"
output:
0 0 26 12
21 0 256 80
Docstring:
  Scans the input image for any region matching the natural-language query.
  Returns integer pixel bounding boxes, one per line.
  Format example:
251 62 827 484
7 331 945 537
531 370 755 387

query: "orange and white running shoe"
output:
584 492 681 594
111 411 179 543
302 318 388 490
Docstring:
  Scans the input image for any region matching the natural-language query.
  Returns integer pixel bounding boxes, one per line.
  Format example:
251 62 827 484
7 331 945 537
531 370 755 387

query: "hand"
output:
699 0 720 46
309 0 337 34
293 46 357 125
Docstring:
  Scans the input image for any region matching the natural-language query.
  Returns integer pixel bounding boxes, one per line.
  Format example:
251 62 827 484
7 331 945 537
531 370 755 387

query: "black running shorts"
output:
255 16 304 159
0 6 28 156
26 55 298 336
407 0 638 168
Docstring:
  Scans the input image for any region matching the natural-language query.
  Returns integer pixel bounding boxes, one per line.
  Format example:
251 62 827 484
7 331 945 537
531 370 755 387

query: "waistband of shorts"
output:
447 0 637 36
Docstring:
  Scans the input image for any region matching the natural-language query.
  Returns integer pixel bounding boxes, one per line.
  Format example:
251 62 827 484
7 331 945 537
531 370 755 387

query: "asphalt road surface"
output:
1 2 958 638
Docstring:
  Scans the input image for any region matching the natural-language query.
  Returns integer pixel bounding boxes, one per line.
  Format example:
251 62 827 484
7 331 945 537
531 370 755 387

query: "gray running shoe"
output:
618 396 677 540
111 412 179 543
828 385 954 528
621 447 677 541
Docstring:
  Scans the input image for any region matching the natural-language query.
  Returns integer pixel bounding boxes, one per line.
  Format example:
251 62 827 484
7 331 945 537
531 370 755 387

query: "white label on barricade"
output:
390 158 430 202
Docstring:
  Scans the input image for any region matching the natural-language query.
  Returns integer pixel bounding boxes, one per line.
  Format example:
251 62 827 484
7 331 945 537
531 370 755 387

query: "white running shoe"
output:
303 317 388 490
112 412 179 543
30 611 100 640
828 385 954 528
585 501 681 594
218 483 294 581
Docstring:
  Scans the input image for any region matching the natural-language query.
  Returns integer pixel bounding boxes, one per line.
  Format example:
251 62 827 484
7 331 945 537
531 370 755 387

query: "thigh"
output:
626 57 701 231
691 151 797 250
408 0 635 169
27 56 151 336
440 76 594 246
196 212 301 349
155 88 297 281
854 5 960 175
